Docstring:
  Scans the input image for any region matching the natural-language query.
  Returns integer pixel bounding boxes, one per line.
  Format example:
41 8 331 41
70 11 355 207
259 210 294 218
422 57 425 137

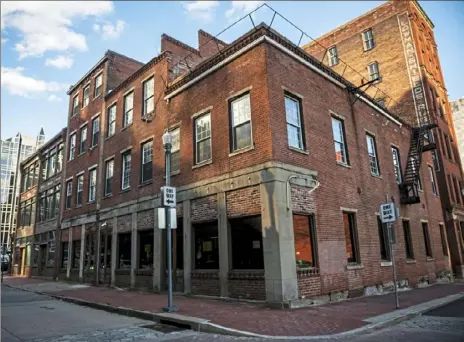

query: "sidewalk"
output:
3 276 463 338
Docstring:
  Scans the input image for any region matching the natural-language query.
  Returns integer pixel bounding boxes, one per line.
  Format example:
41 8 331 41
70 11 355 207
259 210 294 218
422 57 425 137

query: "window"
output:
61 242 69 268
121 151 131 190
332 117 348 164
83 85 90 108
56 144 64 173
293 214 317 268
230 216 264 269
366 134 380 176
107 105 116 138
104 160 114 196
69 133 76 161
392 147 402 184
72 95 79 116
39 192 45 221
328 46 338 66
88 168 97 202
230 93 252 151
72 241 81 268
118 233 131 269
138 230 154 269
403 220 414 259
194 113 212 164
454 176 462 205
19 199 34 226
76 174 84 206
46 148 57 179
91 117 100 146
47 239 56 267
444 134 453 161
439 224 448 256
141 140 153 183
66 180 72 209
285 95 304 150
343 212 359 263
422 222 432 258
80 126 87 154
432 150 440 171
194 222 219 269
428 165 438 196
94 73 103 98
368 62 380 81
448 174 455 202
377 216 390 261
142 77 154 116
171 128 180 173
123 91 133 127
53 184 60 218
362 29 375 51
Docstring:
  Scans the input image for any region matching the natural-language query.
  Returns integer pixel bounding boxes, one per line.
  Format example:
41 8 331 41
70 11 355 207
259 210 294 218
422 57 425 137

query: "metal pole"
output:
163 141 177 312
390 222 399 309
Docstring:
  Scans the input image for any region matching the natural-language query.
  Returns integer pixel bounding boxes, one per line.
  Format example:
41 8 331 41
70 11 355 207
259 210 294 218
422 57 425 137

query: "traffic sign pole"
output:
382 194 399 309
388 222 399 309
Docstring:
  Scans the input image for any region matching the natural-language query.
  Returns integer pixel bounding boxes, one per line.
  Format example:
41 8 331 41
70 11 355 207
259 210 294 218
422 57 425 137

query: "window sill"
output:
105 135 115 141
78 152 86 157
192 160 212 170
139 180 153 188
75 205 83 208
371 174 382 179
347 263 364 270
121 123 133 132
103 194 112 199
288 146 309 155
89 145 98 152
120 187 131 194
163 170 180 179
93 94 101 100
87 200 95 204
229 145 254 157
336 162 351 169
380 261 392 267
426 257 435 262
406 259 416 264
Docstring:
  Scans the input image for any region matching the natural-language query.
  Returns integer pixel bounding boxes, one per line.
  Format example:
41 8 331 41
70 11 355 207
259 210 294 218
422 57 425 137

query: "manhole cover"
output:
141 323 187 334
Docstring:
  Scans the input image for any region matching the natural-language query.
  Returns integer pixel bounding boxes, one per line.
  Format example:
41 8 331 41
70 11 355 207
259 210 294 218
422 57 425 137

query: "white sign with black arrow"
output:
162 186 176 208
380 203 397 223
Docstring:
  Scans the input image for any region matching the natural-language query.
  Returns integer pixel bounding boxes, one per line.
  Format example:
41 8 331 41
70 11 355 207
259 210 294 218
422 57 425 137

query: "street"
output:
1 285 464 342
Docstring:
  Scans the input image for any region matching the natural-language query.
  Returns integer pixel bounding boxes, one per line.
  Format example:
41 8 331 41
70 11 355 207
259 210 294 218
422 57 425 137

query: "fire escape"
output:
399 109 437 204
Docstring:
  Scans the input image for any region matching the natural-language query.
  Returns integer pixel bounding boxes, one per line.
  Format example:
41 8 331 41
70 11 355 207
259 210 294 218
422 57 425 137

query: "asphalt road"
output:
1 285 464 342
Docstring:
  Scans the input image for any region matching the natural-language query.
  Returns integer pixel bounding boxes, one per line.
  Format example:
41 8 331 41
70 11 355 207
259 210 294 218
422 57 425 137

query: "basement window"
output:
230 216 263 269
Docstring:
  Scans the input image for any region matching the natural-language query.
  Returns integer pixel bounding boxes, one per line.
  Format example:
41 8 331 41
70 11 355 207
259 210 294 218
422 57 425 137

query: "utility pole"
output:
162 130 177 312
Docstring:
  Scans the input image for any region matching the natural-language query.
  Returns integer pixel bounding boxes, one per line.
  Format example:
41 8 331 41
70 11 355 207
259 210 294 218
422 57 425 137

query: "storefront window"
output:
118 233 131 269
72 241 81 268
293 214 318 268
230 216 263 269
194 222 219 269
47 240 56 266
139 230 153 269
32 245 39 266
61 242 69 268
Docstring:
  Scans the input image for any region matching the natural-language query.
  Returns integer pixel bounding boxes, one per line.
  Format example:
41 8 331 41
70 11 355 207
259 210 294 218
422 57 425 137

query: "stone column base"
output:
454 264 464 279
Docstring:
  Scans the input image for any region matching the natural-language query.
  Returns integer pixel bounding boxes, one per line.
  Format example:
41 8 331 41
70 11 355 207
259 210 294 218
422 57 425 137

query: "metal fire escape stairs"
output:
399 109 438 204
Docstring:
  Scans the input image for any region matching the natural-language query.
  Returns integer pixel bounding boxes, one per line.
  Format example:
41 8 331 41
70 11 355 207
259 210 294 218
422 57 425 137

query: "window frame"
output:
402 220 414 260
368 62 380 82
121 151 131 190
142 76 154 117
91 116 100 147
123 91 134 127
428 165 438 196
377 216 391 261
284 93 305 151
65 181 72 209
439 224 448 257
80 126 87 154
366 134 380 176
331 116 348 165
72 95 79 116
194 112 212 165
83 84 90 108
107 104 116 138
88 168 97 203
422 222 433 258
140 140 153 184
94 73 103 98
343 211 360 264
362 28 375 51
69 133 76 161
328 46 339 66
76 174 84 207
104 159 114 196
229 92 253 152
170 128 180 173
391 146 402 184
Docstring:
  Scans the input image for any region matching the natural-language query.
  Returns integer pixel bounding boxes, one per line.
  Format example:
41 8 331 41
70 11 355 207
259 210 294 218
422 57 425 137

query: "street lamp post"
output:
162 130 177 312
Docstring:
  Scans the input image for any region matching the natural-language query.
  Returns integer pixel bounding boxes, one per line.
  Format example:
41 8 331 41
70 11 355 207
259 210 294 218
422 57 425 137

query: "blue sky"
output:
2 1 463 141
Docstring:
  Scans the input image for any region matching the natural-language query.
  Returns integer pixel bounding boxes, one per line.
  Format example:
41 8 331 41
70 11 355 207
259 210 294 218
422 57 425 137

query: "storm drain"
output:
141 321 189 334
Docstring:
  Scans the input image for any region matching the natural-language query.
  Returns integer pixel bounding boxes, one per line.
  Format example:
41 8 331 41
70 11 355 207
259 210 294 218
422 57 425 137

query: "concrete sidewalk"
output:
3 276 463 339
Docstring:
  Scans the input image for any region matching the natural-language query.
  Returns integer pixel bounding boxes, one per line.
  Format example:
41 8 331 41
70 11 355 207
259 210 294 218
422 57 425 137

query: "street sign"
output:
380 203 397 223
162 186 176 208
157 208 177 229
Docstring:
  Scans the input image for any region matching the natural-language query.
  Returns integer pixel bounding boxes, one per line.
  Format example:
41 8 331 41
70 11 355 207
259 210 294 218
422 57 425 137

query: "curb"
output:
3 283 463 339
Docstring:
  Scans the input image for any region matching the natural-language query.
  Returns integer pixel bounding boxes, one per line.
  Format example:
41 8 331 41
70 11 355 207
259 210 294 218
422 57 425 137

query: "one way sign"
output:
380 203 397 223
162 186 176 208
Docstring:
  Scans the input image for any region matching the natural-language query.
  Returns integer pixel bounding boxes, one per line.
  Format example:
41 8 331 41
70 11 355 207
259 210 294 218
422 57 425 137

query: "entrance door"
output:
39 244 47 275
99 232 111 285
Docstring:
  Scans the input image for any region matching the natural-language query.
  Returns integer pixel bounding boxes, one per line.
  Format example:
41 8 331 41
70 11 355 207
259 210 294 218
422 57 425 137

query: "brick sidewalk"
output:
3 276 463 336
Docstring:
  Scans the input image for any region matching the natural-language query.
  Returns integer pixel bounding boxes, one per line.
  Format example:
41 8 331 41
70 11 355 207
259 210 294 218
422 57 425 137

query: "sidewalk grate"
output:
140 322 189 334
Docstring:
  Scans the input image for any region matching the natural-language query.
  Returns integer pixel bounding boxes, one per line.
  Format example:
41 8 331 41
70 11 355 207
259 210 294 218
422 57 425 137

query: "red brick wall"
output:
291 185 316 214
191 195 218 222
228 270 265 300
226 186 260 217
297 271 321 298
198 30 228 59
191 271 220 296
117 215 132 233
137 210 154 230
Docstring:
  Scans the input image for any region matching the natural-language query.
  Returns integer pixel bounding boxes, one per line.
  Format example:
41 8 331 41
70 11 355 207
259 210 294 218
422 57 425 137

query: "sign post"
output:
380 198 399 309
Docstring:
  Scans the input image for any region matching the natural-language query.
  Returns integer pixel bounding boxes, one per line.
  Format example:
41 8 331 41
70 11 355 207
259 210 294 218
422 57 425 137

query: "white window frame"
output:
76 175 84 206
123 91 134 127
142 77 154 117
230 93 252 152
141 140 153 183
104 159 114 196
194 113 212 164
368 62 380 81
285 94 304 150
66 181 72 209
121 151 131 190
107 105 116 137
362 29 375 51
94 73 103 98
428 165 438 196
91 117 100 147
80 126 87 154
72 95 79 116
332 117 347 164
170 128 180 173
69 133 76 161
366 134 380 176
392 146 402 184
88 168 97 202
83 85 90 108
328 46 338 66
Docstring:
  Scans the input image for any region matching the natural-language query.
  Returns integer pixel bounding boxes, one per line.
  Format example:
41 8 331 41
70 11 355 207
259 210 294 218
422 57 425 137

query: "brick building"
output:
304 0 464 278
451 98 464 168
12 129 66 278
44 18 453 307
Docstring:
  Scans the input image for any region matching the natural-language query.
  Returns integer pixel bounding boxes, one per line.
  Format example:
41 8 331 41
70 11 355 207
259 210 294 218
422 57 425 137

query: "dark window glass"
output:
141 141 153 183
422 222 432 258
440 225 448 256
377 216 390 261
194 222 219 269
61 242 69 268
73 241 81 268
139 230 154 269
118 233 131 269
403 220 414 259
343 212 359 263
230 216 264 269
293 214 317 268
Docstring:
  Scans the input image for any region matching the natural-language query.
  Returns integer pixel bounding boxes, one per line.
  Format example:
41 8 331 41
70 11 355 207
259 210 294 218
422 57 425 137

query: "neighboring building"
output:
0 129 45 251
55 22 449 306
304 0 464 278
451 98 464 168
12 129 66 277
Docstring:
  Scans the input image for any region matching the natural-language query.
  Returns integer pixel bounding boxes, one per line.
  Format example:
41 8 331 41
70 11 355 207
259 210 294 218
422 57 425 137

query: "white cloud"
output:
45 55 74 69
47 94 62 102
0 1 115 59
1 38 7 44
93 20 125 40
183 1 219 23
1 66 68 98
226 1 264 20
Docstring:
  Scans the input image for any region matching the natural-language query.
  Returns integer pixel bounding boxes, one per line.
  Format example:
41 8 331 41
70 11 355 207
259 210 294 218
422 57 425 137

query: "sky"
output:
1 1 463 141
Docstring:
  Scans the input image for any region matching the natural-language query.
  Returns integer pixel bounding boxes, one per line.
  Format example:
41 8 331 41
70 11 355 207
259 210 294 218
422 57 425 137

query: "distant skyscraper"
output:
0 129 45 250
